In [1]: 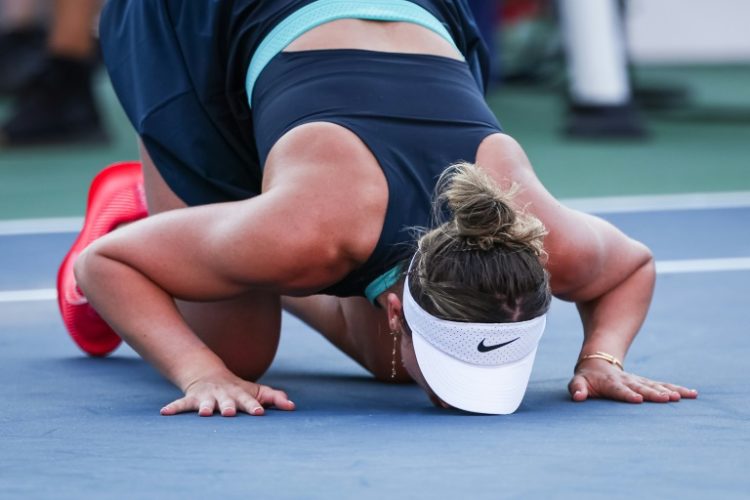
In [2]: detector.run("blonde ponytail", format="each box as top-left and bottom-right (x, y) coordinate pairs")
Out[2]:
(409, 162), (550, 323)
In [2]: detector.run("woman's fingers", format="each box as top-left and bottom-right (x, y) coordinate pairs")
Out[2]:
(162, 394), (261, 417)
(256, 385), (296, 411)
(570, 366), (697, 405)
(237, 395), (265, 416)
(635, 378), (679, 401)
(219, 398), (238, 417)
(159, 396), (209, 416)
(604, 381), (643, 404)
(568, 375), (589, 401)
(160, 396), (197, 416)
(664, 383), (699, 399)
(161, 378), (296, 417)
(627, 381), (671, 403)
(198, 398), (217, 417)
(637, 378), (699, 401)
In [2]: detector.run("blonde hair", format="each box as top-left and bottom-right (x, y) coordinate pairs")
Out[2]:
(408, 162), (551, 323)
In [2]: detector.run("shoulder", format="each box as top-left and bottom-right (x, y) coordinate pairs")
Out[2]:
(475, 133), (636, 298)
(264, 122), (390, 266)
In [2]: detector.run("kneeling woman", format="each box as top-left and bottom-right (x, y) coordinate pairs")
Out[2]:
(60, 0), (696, 415)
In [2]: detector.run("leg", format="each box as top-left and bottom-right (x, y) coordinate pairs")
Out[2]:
(48, 0), (100, 59)
(141, 142), (281, 381)
(283, 294), (411, 383)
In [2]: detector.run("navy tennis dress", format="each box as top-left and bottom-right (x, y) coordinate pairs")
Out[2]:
(99, 0), (502, 297)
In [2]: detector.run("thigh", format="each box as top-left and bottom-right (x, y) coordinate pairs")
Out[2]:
(140, 141), (281, 381)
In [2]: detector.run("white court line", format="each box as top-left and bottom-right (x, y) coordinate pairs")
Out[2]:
(0, 289), (57, 303)
(562, 191), (750, 214)
(2, 257), (749, 304)
(655, 257), (750, 274)
(0, 217), (82, 236)
(1, 191), (750, 236)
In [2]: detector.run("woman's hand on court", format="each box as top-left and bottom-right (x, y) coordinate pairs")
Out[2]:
(160, 372), (296, 417)
(568, 359), (698, 404)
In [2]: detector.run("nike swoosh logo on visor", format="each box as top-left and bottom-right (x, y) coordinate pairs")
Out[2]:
(477, 337), (520, 353)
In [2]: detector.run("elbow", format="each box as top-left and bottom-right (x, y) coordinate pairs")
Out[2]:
(551, 238), (654, 302)
(627, 236), (654, 274)
(290, 237), (351, 290)
(633, 239), (656, 281)
(636, 239), (654, 267)
(262, 231), (352, 292)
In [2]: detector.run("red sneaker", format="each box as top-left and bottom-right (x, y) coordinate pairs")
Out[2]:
(57, 161), (148, 356)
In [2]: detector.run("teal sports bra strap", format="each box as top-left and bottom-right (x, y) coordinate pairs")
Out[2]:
(245, 0), (461, 108)
(365, 264), (405, 305)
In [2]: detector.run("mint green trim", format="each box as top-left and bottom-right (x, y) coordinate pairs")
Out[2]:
(245, 0), (460, 108)
(365, 265), (404, 305)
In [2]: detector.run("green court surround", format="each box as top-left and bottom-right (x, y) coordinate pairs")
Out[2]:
(0, 65), (748, 220)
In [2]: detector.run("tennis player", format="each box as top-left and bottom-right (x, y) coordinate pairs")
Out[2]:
(58, 0), (697, 415)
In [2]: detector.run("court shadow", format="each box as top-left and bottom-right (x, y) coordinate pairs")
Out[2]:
(37, 358), (575, 416)
(262, 368), (429, 414)
(264, 370), (576, 416)
(34, 354), (173, 389)
(267, 367), (396, 383)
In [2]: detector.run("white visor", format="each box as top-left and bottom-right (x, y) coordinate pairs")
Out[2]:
(403, 273), (546, 415)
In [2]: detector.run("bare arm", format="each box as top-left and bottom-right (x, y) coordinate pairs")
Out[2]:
(550, 209), (695, 403)
(76, 123), (388, 415)
(75, 171), (373, 418)
(546, 211), (655, 364)
(478, 134), (697, 403)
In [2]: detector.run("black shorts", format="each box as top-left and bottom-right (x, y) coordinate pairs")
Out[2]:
(99, 0), (489, 207)
(100, 1), (264, 205)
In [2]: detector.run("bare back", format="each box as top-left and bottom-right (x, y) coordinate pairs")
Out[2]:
(262, 20), (478, 282)
(285, 19), (463, 59)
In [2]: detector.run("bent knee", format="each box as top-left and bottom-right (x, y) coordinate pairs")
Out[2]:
(230, 359), (274, 383)
(214, 336), (279, 383)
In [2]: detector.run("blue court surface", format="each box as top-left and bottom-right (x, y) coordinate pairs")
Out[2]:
(1, 201), (749, 499)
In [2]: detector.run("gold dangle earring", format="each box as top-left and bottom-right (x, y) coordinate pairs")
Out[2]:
(390, 328), (399, 380)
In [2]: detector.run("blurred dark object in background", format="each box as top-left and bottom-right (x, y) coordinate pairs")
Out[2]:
(1, 55), (105, 147)
(559, 0), (646, 138)
(499, 0), (562, 85)
(0, 26), (46, 95)
(0, 0), (106, 148)
(485, 0), (698, 138)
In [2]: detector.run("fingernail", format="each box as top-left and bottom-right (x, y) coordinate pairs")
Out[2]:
(253, 407), (263, 415)
(288, 400), (295, 406)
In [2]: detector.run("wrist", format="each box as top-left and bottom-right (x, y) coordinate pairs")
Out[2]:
(168, 346), (229, 392)
(580, 336), (627, 361)
(574, 350), (624, 373)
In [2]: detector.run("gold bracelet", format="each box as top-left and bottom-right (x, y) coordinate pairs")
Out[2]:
(575, 351), (624, 372)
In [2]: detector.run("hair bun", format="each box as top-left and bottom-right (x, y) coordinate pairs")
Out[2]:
(439, 162), (547, 254)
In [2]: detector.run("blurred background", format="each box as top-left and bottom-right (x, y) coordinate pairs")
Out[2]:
(0, 0), (748, 221)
